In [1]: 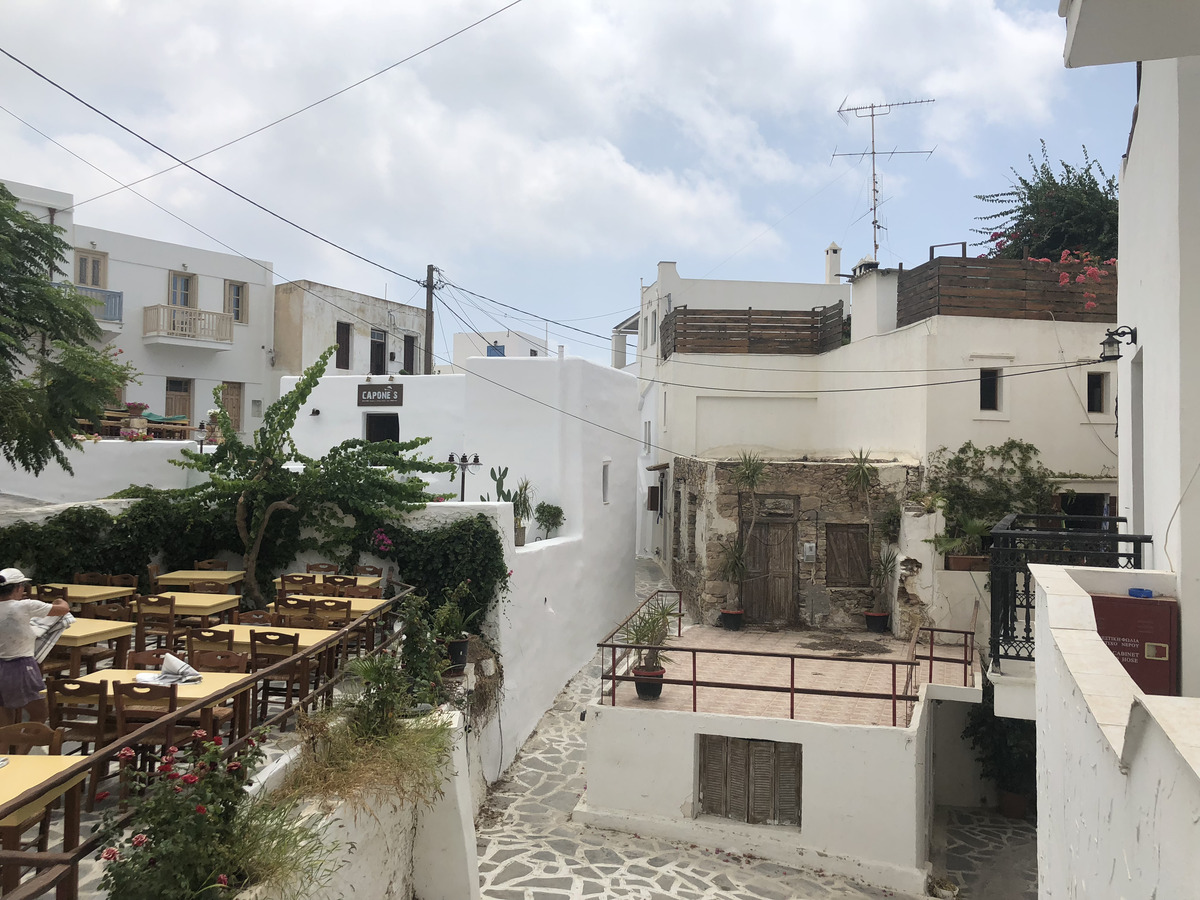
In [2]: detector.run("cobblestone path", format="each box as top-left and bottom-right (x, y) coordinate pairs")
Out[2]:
(475, 660), (911, 899)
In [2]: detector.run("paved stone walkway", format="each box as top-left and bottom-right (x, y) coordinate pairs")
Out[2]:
(475, 558), (910, 900)
(932, 807), (1037, 900)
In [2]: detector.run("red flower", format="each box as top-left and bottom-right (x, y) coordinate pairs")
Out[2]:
(217, 874), (229, 886)
(101, 847), (120, 861)
(195, 804), (207, 815)
(166, 772), (180, 780)
(158, 763), (174, 773)
(94, 790), (110, 802)
(182, 774), (199, 785)
(168, 746), (179, 754)
(247, 737), (257, 747)
(212, 735), (223, 746)
(132, 834), (149, 848)
(226, 761), (242, 773)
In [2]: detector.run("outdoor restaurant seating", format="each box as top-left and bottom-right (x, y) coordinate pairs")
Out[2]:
(323, 575), (357, 592)
(250, 632), (303, 723)
(189, 650), (249, 674)
(278, 612), (328, 631)
(340, 584), (382, 599)
(301, 582), (340, 597)
(235, 609), (277, 627)
(280, 573), (316, 590)
(353, 564), (383, 577)
(188, 580), (227, 594)
(108, 573), (139, 589)
(35, 585), (67, 602)
(146, 563), (161, 594)
(73, 572), (109, 586)
(113, 682), (190, 768)
(305, 562), (338, 574)
(194, 559), (228, 571)
(187, 628), (234, 657)
(126, 649), (171, 670)
(134, 594), (177, 651)
(91, 603), (132, 621)
(46, 679), (117, 810)
(276, 596), (312, 615)
(312, 599), (352, 627)
(0, 723), (66, 863)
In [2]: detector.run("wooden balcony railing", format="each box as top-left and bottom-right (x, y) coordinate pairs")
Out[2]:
(143, 305), (234, 343)
(660, 302), (844, 359)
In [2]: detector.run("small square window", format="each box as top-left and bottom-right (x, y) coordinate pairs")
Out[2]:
(979, 368), (1001, 411)
(1087, 372), (1108, 414)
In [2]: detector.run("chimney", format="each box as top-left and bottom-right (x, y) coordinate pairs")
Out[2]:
(825, 242), (842, 285)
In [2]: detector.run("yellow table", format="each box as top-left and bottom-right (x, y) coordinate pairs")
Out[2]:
(0, 756), (85, 896)
(209, 625), (336, 654)
(156, 570), (244, 593)
(272, 573), (382, 588)
(75, 669), (253, 740)
(54, 619), (134, 676)
(42, 583), (135, 607)
(143, 592), (240, 624)
(270, 596), (389, 618)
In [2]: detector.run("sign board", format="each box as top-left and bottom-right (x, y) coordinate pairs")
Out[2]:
(357, 384), (403, 407)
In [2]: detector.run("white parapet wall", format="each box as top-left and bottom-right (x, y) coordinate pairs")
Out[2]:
(577, 699), (932, 895)
(1033, 564), (1200, 899)
(0, 439), (200, 503)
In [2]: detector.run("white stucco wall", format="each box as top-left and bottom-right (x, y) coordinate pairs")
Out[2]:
(449, 330), (549, 371)
(1033, 563), (1200, 899)
(578, 699), (931, 895)
(0, 440), (199, 503)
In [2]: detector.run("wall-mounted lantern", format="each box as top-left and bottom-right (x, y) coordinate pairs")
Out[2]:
(1100, 326), (1137, 362)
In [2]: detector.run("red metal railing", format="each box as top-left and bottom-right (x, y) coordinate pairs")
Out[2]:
(917, 600), (980, 689)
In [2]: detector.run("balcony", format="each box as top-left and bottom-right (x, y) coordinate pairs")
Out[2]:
(659, 302), (844, 360)
(142, 304), (234, 350)
(56, 283), (123, 335)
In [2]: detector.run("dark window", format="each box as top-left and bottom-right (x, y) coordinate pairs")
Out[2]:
(979, 368), (1000, 411)
(529, 349), (538, 356)
(364, 413), (399, 443)
(647, 485), (660, 512)
(688, 492), (698, 563)
(487, 343), (506, 357)
(699, 735), (801, 826)
(825, 523), (871, 587)
(370, 329), (387, 376)
(335, 322), (351, 370)
(403, 335), (416, 374)
(1087, 372), (1107, 414)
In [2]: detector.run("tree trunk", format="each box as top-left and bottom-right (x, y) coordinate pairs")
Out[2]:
(237, 492), (296, 609)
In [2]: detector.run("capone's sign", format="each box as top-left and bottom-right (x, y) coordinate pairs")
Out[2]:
(357, 384), (403, 406)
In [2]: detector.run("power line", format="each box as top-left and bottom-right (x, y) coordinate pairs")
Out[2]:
(21, 0), (527, 219)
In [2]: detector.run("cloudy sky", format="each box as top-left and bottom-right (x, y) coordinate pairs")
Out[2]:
(1, 1), (1132, 365)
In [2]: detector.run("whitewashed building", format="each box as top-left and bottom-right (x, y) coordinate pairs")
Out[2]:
(4, 178), (277, 435)
(435, 329), (550, 375)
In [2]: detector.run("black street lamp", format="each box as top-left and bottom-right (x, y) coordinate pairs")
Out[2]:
(1100, 325), (1137, 362)
(448, 452), (482, 502)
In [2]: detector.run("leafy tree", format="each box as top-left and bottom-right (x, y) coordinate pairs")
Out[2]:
(0, 183), (136, 473)
(975, 141), (1118, 261)
(173, 346), (452, 607)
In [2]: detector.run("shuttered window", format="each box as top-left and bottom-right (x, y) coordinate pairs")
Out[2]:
(699, 735), (802, 827)
(825, 523), (871, 587)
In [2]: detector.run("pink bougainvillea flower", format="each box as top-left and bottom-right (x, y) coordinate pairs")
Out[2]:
(1059, 272), (1071, 286)
(1085, 266), (1102, 282)
(1105, 258), (1117, 266)
(117, 747), (136, 762)
(1060, 250), (1072, 263)
(1075, 274), (1087, 283)
(990, 231), (1003, 240)
(217, 874), (229, 886)
(195, 804), (208, 815)
(101, 848), (120, 861)
(181, 774), (199, 785)
(132, 834), (149, 848)
(1084, 300), (1098, 310)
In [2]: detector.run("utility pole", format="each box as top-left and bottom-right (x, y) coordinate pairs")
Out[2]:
(424, 264), (435, 375)
(833, 98), (935, 261)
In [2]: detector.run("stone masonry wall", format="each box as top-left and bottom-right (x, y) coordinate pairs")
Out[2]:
(671, 457), (921, 629)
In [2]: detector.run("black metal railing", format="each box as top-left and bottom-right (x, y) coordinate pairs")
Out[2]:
(989, 514), (1153, 666)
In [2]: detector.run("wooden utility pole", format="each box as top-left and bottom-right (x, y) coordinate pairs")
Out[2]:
(424, 264), (435, 375)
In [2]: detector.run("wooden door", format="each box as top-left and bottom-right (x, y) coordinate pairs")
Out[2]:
(743, 521), (796, 624)
(220, 382), (243, 432)
(825, 523), (871, 587)
(164, 378), (192, 420)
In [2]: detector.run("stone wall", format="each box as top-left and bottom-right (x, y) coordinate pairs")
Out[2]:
(670, 457), (920, 628)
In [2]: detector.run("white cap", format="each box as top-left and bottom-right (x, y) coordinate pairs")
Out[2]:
(0, 568), (32, 585)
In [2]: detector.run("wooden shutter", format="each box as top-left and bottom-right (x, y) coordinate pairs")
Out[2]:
(647, 485), (660, 512)
(826, 523), (871, 587)
(727, 738), (748, 822)
(335, 322), (351, 370)
(700, 734), (727, 816)
(775, 742), (802, 826)
(220, 382), (243, 433)
(747, 741), (775, 824)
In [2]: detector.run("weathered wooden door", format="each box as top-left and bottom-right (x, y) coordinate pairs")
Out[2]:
(220, 382), (243, 432)
(743, 520), (796, 624)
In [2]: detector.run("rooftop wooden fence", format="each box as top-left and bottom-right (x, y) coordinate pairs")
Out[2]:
(896, 256), (1117, 327)
(660, 302), (844, 359)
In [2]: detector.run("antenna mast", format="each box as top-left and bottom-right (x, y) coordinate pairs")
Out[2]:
(833, 98), (935, 261)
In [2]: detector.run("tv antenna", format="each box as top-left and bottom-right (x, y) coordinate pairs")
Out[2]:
(833, 98), (935, 261)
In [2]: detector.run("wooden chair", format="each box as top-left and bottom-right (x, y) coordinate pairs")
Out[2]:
(188, 580), (227, 594)
(353, 565), (383, 577)
(146, 563), (161, 596)
(276, 596), (312, 615)
(323, 575), (357, 594)
(91, 603), (132, 622)
(302, 582), (340, 597)
(236, 609), (278, 627)
(126, 649), (171, 670)
(280, 574), (316, 590)
(305, 562), (338, 574)
(46, 679), (116, 810)
(68, 602), (130, 673)
(135, 594), (178, 652)
(278, 612), (329, 630)
(341, 584), (382, 600)
(35, 585), (67, 602)
(0, 723), (67, 873)
(250, 631), (304, 722)
(73, 572), (110, 586)
(108, 574), (138, 589)
(190, 650), (249, 674)
(112, 682), (191, 770)
(194, 559), (228, 571)
(311, 599), (352, 627)
(187, 628), (234, 658)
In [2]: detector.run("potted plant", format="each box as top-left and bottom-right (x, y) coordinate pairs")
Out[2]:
(620, 594), (675, 700)
(932, 517), (992, 571)
(434, 580), (478, 670)
(962, 678), (1037, 818)
(865, 544), (898, 633)
(512, 477), (534, 547)
(533, 501), (564, 539)
(124, 400), (150, 426)
(719, 451), (767, 629)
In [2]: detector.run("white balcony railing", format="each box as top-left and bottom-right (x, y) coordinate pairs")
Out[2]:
(142, 305), (233, 343)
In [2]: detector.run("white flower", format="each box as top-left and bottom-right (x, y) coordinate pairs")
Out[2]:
(207, 409), (220, 418)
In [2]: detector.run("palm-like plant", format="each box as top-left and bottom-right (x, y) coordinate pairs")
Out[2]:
(620, 594), (675, 670)
(722, 452), (768, 613)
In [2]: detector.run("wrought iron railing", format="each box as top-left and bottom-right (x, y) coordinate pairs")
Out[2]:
(989, 514), (1153, 666)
